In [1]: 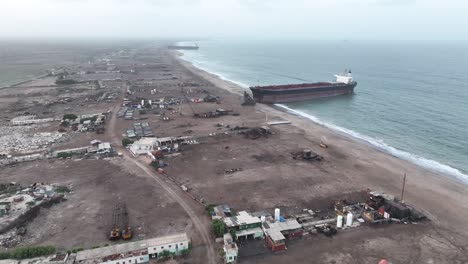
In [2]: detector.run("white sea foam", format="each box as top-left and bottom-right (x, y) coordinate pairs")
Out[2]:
(179, 49), (468, 185)
(180, 52), (250, 88)
(276, 104), (468, 184)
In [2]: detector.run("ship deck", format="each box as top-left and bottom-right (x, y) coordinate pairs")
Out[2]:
(251, 82), (342, 90)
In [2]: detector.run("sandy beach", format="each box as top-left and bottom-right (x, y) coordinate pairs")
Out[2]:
(1, 42), (467, 263)
(173, 51), (468, 260)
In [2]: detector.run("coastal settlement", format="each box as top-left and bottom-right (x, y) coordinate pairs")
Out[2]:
(0, 43), (467, 264)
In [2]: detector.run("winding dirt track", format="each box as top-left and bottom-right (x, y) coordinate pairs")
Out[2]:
(107, 82), (217, 264)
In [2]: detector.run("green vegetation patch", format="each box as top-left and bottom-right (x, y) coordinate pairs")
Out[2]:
(0, 245), (55, 260)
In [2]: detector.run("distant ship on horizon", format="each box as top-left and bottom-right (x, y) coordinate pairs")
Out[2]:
(250, 70), (357, 104)
(168, 44), (199, 50)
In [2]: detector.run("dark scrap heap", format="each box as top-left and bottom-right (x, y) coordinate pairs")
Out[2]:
(291, 149), (324, 161)
(239, 126), (272, 139)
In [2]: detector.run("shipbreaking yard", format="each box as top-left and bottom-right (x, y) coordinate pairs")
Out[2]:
(0, 42), (467, 264)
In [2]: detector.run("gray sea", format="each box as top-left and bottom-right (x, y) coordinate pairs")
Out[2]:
(180, 39), (468, 183)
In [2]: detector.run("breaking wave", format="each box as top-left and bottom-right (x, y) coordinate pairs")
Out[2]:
(275, 104), (468, 184)
(180, 52), (250, 88)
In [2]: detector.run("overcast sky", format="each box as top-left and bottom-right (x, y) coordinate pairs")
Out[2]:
(1, 0), (467, 41)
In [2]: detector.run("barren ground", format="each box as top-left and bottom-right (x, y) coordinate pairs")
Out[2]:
(1, 42), (467, 264)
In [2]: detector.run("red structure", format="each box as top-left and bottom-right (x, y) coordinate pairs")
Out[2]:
(265, 234), (286, 253)
(262, 218), (303, 252)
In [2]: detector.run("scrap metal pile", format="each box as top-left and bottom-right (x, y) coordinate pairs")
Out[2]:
(238, 126), (272, 139)
(362, 190), (426, 224)
(194, 109), (234, 118)
(291, 149), (324, 161)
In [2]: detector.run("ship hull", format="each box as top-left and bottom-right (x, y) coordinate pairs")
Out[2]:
(250, 82), (357, 104)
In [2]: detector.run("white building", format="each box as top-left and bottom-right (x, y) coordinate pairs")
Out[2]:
(129, 138), (158, 156)
(223, 211), (264, 240)
(76, 233), (190, 264)
(146, 233), (190, 257)
(97, 142), (112, 154)
(223, 233), (238, 263)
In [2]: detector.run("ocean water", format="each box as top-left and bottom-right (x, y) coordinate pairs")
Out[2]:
(180, 39), (468, 183)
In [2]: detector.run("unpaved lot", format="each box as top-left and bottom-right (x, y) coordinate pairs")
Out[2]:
(0, 159), (191, 250)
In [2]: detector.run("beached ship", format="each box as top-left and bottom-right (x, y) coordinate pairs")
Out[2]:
(250, 70), (357, 104)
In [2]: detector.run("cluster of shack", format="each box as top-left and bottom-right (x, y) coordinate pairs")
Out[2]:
(0, 183), (69, 247)
(213, 190), (426, 263)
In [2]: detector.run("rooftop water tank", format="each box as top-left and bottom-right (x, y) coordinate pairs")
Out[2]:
(337, 215), (344, 228)
(346, 212), (353, 226)
(274, 208), (280, 222)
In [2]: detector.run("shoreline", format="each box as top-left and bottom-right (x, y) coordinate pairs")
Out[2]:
(0, 73), (49, 90)
(171, 49), (468, 238)
(174, 51), (468, 185)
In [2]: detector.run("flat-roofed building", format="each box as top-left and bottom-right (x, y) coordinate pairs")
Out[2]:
(223, 211), (263, 240)
(129, 138), (158, 156)
(76, 233), (190, 264)
(223, 233), (238, 263)
(262, 218), (303, 252)
(146, 233), (190, 258)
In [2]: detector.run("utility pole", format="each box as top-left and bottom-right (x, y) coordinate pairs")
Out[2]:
(401, 173), (407, 202)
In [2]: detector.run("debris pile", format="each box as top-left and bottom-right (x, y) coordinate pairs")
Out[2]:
(0, 227), (27, 248)
(194, 109), (234, 118)
(362, 190), (426, 223)
(291, 149), (324, 161)
(0, 183), (70, 244)
(203, 94), (220, 103)
(239, 126), (272, 139)
(224, 168), (243, 174)
(0, 125), (65, 154)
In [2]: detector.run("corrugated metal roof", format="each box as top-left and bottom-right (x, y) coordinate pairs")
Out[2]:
(223, 211), (261, 227)
(263, 219), (302, 242)
(76, 233), (189, 262)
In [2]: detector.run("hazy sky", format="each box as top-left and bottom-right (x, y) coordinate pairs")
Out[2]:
(1, 0), (467, 41)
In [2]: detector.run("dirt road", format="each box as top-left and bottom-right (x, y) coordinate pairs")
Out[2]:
(106, 84), (217, 264)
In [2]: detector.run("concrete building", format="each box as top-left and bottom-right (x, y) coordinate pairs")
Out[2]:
(223, 233), (238, 263)
(97, 142), (112, 154)
(129, 138), (158, 156)
(212, 205), (232, 220)
(146, 233), (190, 258)
(76, 233), (190, 264)
(223, 211), (264, 240)
(262, 218), (303, 252)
